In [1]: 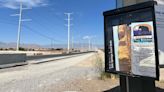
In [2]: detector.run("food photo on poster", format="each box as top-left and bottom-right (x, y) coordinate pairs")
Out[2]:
(113, 24), (131, 73)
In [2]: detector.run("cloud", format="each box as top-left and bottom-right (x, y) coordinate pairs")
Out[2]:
(83, 36), (90, 39)
(0, 0), (48, 9)
(83, 35), (96, 39)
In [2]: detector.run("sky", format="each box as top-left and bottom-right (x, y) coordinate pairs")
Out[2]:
(0, 0), (116, 46)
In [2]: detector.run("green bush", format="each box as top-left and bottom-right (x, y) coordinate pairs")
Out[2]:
(19, 47), (26, 51)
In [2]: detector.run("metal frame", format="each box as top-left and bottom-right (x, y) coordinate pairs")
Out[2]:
(103, 1), (159, 80)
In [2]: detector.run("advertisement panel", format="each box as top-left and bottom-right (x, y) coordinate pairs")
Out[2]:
(155, 5), (164, 65)
(112, 22), (156, 77)
(104, 1), (159, 79)
(131, 22), (156, 77)
(113, 25), (131, 73)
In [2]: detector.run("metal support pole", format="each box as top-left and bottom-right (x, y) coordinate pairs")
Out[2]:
(88, 38), (91, 51)
(16, 1), (23, 51)
(65, 13), (73, 53)
(120, 75), (155, 92)
(72, 36), (74, 50)
(126, 76), (129, 92)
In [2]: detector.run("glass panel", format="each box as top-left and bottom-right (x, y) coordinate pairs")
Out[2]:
(105, 7), (157, 78)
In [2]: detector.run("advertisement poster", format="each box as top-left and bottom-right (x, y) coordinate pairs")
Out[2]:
(113, 25), (131, 73)
(131, 21), (156, 78)
(155, 5), (164, 65)
(113, 22), (156, 77)
(155, 5), (164, 34)
(155, 0), (164, 5)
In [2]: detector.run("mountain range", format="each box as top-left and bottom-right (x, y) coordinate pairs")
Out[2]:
(0, 42), (103, 49)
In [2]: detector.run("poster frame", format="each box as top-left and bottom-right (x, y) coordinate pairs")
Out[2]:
(103, 1), (159, 80)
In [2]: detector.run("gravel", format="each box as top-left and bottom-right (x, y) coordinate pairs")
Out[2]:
(0, 51), (163, 92)
(0, 53), (96, 92)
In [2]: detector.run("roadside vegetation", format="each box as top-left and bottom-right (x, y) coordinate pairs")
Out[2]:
(94, 51), (118, 80)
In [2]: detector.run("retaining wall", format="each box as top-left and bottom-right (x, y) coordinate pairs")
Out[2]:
(0, 54), (26, 68)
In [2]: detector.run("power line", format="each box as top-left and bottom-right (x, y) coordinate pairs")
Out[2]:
(83, 36), (92, 51)
(24, 16), (58, 35)
(0, 20), (52, 40)
(17, 12), (63, 45)
(25, 11), (65, 42)
(26, 9), (63, 30)
(0, 21), (65, 45)
(22, 25), (56, 42)
(0, 17), (66, 43)
(22, 25), (62, 49)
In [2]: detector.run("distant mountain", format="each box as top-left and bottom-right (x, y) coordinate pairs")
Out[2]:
(0, 41), (104, 49)
(0, 42), (42, 49)
(0, 42), (7, 48)
(21, 44), (42, 49)
(44, 43), (104, 49)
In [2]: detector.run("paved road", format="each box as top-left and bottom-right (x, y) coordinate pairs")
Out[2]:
(0, 52), (96, 92)
(27, 53), (91, 64)
(27, 52), (93, 60)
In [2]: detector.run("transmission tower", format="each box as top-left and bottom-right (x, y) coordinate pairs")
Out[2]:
(64, 13), (73, 53)
(11, 1), (31, 51)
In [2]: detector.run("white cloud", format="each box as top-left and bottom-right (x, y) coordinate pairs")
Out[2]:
(83, 36), (90, 39)
(0, 0), (48, 9)
(83, 35), (96, 39)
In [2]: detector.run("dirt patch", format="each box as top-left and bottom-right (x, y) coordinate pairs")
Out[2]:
(156, 81), (164, 89)
(76, 54), (96, 68)
(51, 79), (119, 92)
(50, 79), (164, 92)
(45, 51), (164, 92)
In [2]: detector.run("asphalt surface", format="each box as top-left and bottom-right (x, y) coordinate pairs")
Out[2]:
(27, 52), (93, 60)
(0, 52), (96, 92)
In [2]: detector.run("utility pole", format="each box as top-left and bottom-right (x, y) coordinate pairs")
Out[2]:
(83, 36), (92, 51)
(53, 40), (55, 49)
(72, 36), (74, 50)
(80, 39), (84, 52)
(65, 13), (73, 53)
(17, 1), (23, 51)
(88, 37), (91, 51)
(11, 0), (32, 51)
(51, 39), (53, 49)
